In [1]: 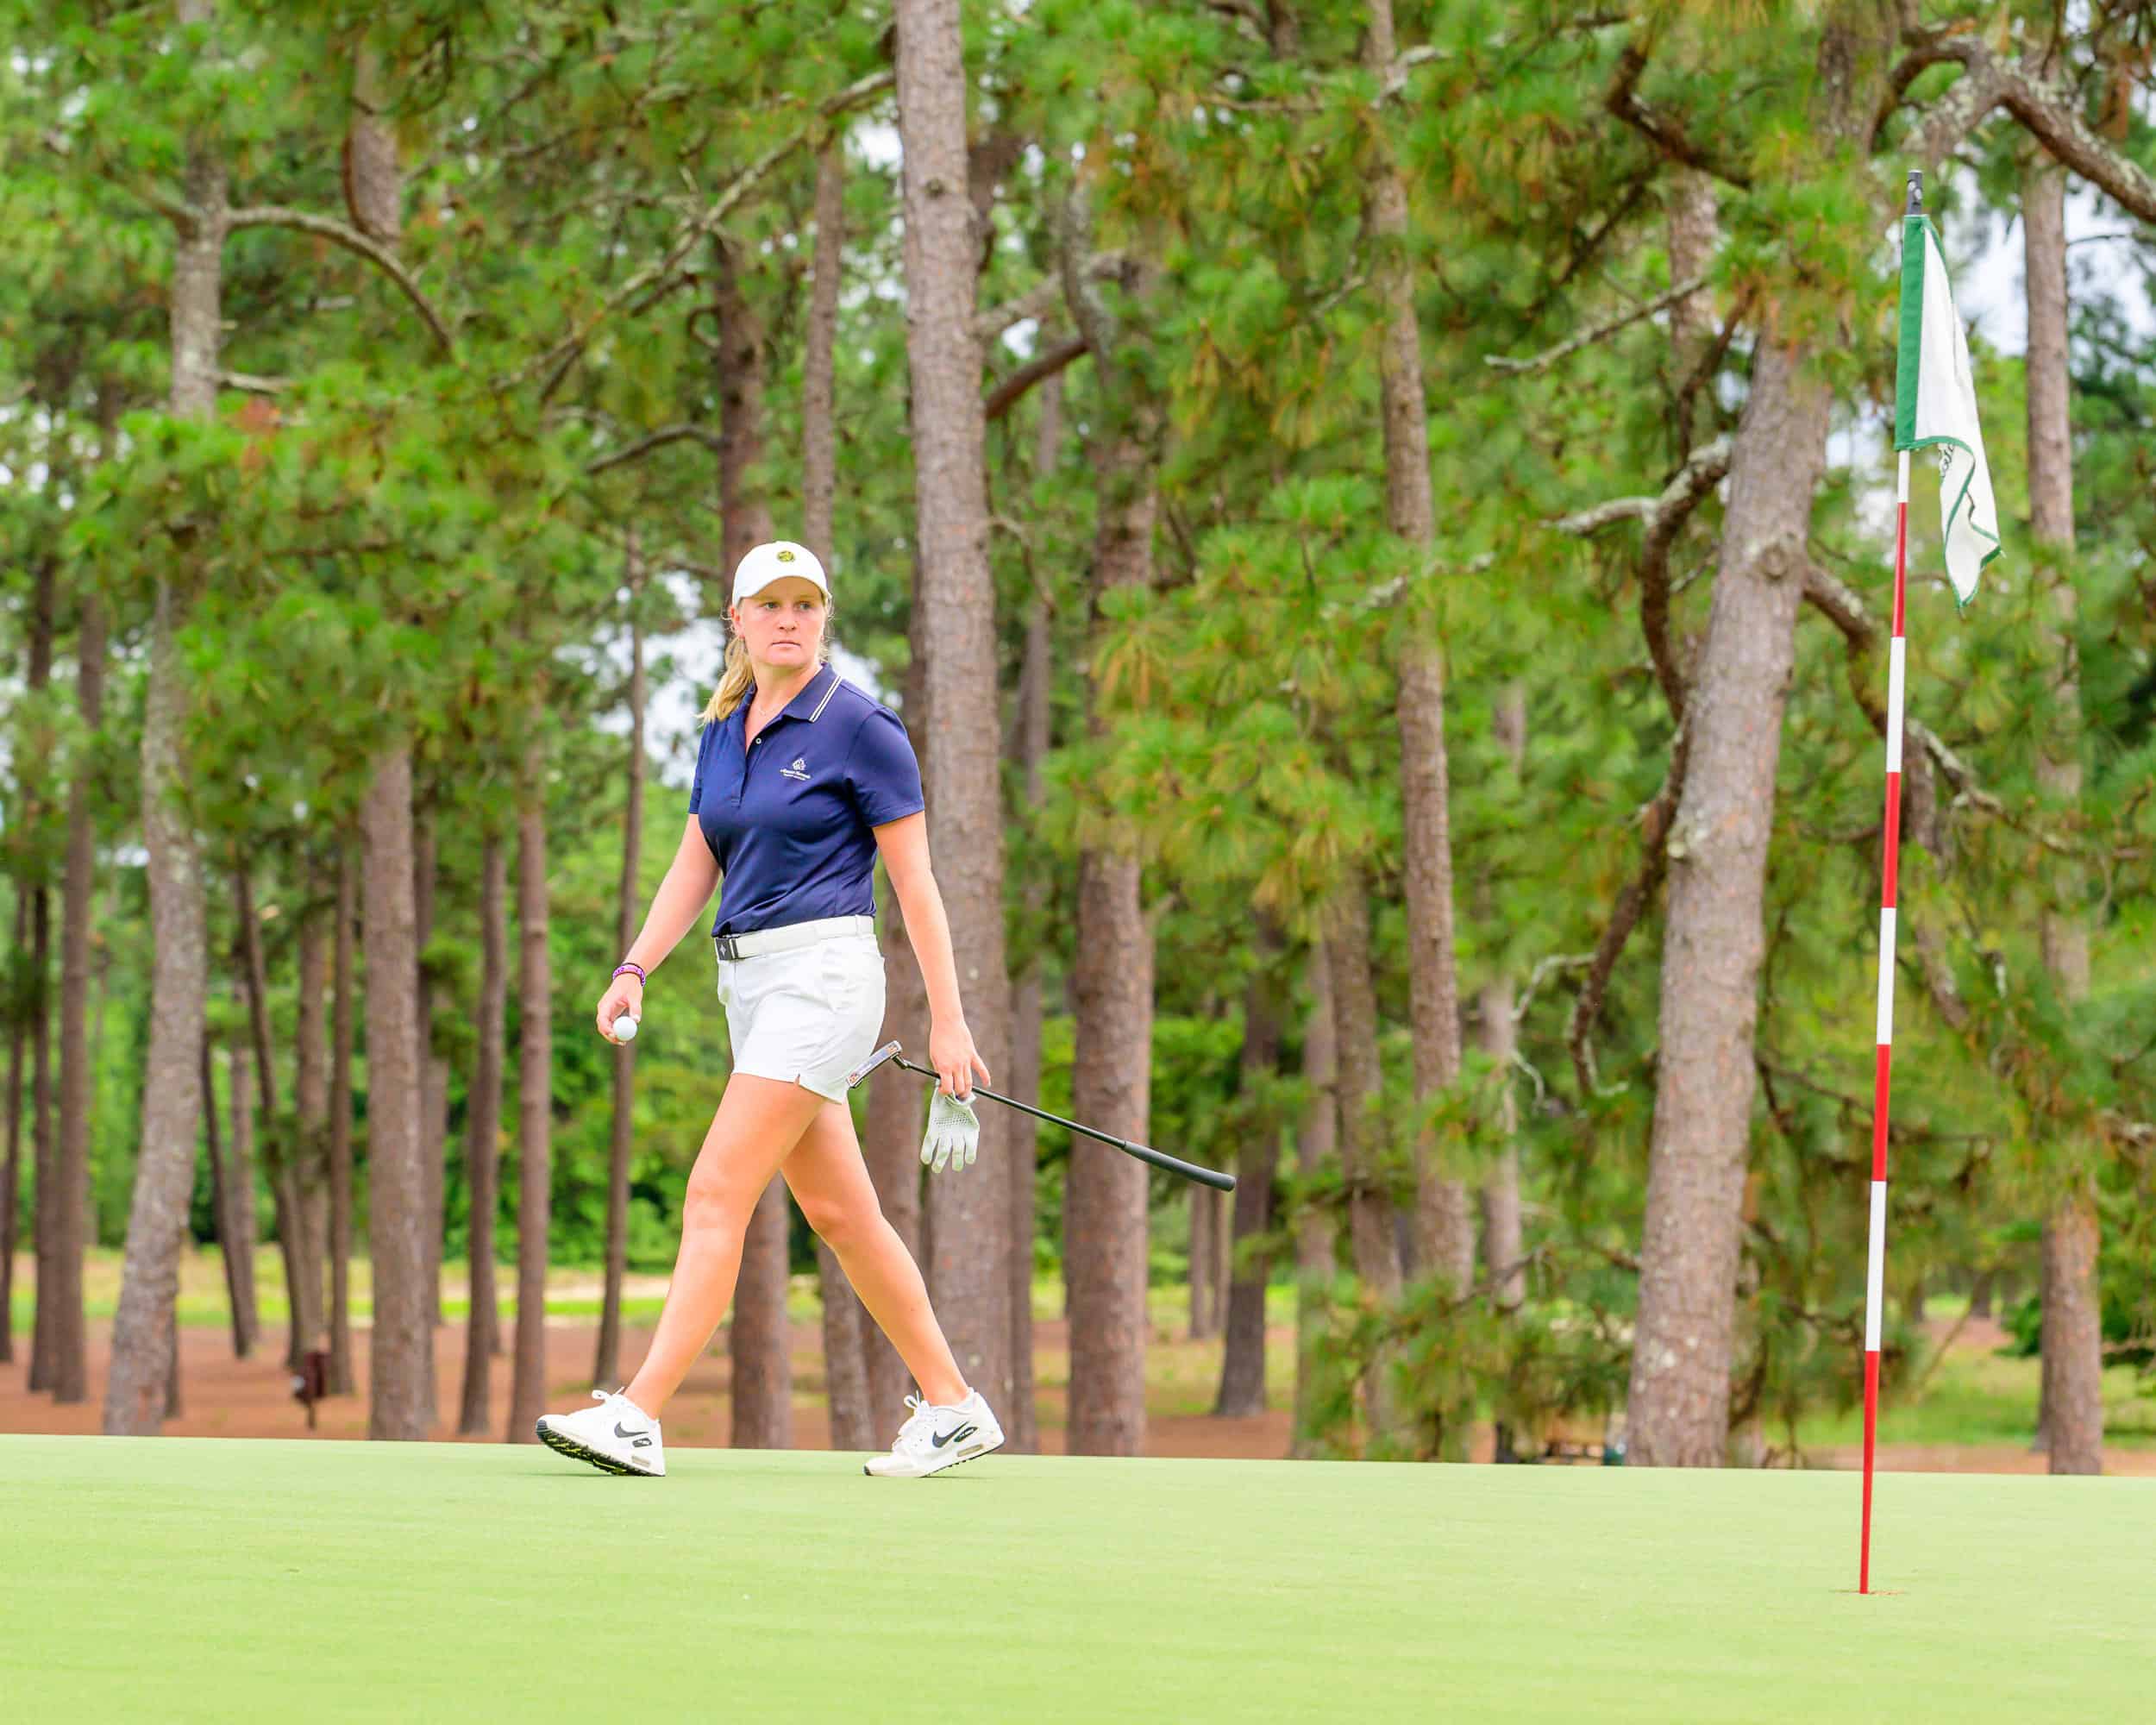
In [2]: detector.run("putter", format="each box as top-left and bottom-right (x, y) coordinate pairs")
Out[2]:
(843, 1040), (1237, 1193)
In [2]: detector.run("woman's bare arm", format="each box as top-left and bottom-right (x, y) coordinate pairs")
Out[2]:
(622, 816), (722, 975)
(874, 811), (990, 1095)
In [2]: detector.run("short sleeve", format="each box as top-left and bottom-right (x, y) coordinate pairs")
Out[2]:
(844, 707), (926, 828)
(689, 724), (706, 816)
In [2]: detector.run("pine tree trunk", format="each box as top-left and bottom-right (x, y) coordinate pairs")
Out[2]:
(1216, 947), (1285, 1418)
(413, 812), (446, 1333)
(1065, 373), (1158, 1458)
(708, 223), (794, 1435)
(234, 862), (306, 1371)
(2041, 1194), (2103, 1472)
(1292, 940), (1338, 1458)
(1620, 13), (1890, 1471)
(28, 558), (58, 1394)
(0, 894), (24, 1367)
(861, 900), (929, 1423)
(1326, 881), (1400, 1445)
(1067, 850), (1154, 1456)
(225, 1032), (261, 1343)
(1365, 0), (1471, 1294)
(2024, 154), (2103, 1477)
(291, 864), (330, 1359)
(703, 224), (772, 582)
(1394, 607), (1474, 1292)
(596, 570), (648, 1393)
(796, 145), (874, 1449)
(1476, 970), (1525, 1308)
(421, 1049), (448, 1324)
(47, 593), (101, 1401)
(328, 847), (357, 1395)
(103, 42), (222, 1433)
(1477, 683), (1526, 1310)
(1667, 168), (1720, 453)
(458, 835), (509, 1433)
(28, 895), (56, 1394)
(895, 0), (1015, 1417)
(1625, 339), (1825, 1466)
(201, 1034), (251, 1358)
(28, 888), (53, 1389)
(732, 1182), (795, 1448)
(1003, 940), (1044, 1446)
(1326, 885), (1399, 1301)
(1000, 372), (1059, 1455)
(711, 238), (773, 572)
(1189, 1188), (1219, 1340)
(365, 750), (432, 1440)
(802, 137), (844, 568)
(507, 750), (552, 1443)
(348, 54), (431, 1442)
(816, 1241), (874, 1452)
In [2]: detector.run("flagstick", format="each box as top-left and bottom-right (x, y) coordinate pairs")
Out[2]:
(1860, 446), (1911, 1596)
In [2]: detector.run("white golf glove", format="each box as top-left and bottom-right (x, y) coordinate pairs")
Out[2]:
(920, 1091), (981, 1175)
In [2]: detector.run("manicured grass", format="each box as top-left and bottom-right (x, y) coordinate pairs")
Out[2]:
(3, 1435), (2148, 1722)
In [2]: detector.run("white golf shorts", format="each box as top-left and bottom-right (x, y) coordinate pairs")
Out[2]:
(714, 918), (886, 1103)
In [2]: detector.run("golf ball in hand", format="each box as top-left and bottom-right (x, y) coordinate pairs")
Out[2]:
(612, 1014), (639, 1044)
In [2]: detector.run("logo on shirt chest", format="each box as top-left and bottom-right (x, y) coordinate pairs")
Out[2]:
(780, 756), (812, 783)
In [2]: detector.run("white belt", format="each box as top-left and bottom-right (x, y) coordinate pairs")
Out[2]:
(712, 915), (874, 962)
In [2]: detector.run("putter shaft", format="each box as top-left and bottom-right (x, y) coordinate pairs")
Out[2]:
(893, 1056), (1236, 1193)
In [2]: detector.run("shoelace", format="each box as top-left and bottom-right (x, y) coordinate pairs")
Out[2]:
(895, 1393), (938, 1448)
(590, 1389), (641, 1426)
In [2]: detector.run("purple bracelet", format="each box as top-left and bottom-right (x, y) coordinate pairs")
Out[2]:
(613, 962), (647, 984)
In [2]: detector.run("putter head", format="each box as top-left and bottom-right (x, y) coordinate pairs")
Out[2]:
(843, 1040), (904, 1090)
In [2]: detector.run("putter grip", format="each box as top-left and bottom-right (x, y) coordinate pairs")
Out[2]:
(1112, 1138), (1238, 1193)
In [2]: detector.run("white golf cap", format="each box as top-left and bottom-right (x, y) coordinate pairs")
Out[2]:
(731, 541), (830, 605)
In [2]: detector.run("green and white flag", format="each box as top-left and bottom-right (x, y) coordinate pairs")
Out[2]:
(1895, 216), (2001, 606)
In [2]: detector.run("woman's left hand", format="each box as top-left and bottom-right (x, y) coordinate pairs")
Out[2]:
(928, 1016), (990, 1101)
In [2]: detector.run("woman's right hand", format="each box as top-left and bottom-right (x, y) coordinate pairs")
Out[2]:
(595, 973), (644, 1043)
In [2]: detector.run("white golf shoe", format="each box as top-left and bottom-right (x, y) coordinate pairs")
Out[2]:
(863, 1388), (1005, 1477)
(536, 1389), (667, 1477)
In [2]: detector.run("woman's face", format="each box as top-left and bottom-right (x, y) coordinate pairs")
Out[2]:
(730, 576), (828, 676)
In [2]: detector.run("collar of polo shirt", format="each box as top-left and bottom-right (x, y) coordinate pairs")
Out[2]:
(738, 664), (843, 739)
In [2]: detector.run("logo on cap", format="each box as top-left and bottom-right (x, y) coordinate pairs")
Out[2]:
(776, 548), (796, 561)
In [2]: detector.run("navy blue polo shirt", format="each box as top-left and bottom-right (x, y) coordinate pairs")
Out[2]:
(688, 665), (925, 938)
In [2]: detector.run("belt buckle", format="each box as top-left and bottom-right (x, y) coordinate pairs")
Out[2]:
(715, 933), (741, 961)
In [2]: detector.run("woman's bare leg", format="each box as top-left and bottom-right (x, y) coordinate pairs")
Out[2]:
(783, 1100), (968, 1408)
(623, 1076), (825, 1419)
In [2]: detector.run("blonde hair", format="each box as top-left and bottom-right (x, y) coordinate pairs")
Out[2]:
(701, 605), (836, 724)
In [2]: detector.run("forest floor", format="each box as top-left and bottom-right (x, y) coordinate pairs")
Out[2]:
(6, 1433), (2151, 1722)
(7, 1251), (2154, 1470)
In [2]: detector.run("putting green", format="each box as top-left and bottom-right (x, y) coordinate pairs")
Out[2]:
(3, 1436), (2147, 1722)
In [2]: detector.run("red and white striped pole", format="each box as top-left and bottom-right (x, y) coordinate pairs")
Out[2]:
(1859, 439), (1911, 1596)
(1861, 169), (1926, 1597)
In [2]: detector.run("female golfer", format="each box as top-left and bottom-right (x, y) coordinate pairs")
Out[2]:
(537, 539), (1001, 1479)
